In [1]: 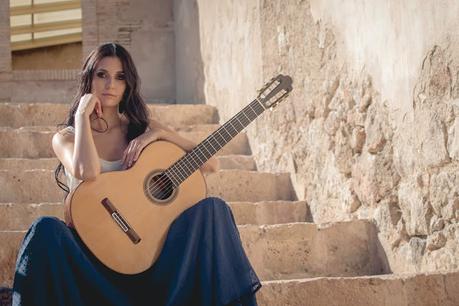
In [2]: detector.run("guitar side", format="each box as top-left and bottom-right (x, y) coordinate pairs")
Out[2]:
(67, 140), (207, 274)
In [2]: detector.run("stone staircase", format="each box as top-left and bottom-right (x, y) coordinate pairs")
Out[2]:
(0, 102), (458, 306)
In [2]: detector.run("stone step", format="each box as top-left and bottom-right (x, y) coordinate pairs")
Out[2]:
(0, 169), (295, 203)
(258, 271), (459, 306)
(240, 220), (387, 281)
(0, 155), (257, 171)
(0, 201), (310, 231)
(0, 125), (250, 158)
(0, 103), (219, 128)
(0, 220), (384, 287)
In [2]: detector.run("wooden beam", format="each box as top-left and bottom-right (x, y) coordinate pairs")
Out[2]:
(10, 0), (81, 16)
(11, 33), (82, 51)
(11, 19), (81, 35)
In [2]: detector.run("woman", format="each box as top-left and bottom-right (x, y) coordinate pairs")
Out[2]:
(12, 42), (261, 306)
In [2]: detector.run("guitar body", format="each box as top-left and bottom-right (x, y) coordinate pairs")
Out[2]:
(66, 74), (292, 275)
(67, 140), (207, 275)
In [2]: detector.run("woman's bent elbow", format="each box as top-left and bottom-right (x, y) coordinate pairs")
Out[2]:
(74, 167), (100, 181)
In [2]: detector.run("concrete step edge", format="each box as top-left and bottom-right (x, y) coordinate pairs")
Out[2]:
(260, 269), (459, 284)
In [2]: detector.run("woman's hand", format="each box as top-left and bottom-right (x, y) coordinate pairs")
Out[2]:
(76, 93), (103, 118)
(122, 128), (164, 169)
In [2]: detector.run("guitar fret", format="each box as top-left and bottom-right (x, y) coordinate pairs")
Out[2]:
(166, 96), (279, 185)
(194, 147), (206, 165)
(175, 157), (189, 179)
(221, 126), (232, 140)
(255, 97), (267, 110)
(215, 130), (226, 149)
(228, 120), (239, 135)
(172, 163), (187, 182)
(248, 103), (258, 118)
(165, 169), (179, 187)
(187, 152), (200, 170)
(181, 155), (195, 176)
(207, 138), (218, 154)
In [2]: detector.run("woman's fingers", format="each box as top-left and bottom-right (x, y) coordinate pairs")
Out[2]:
(133, 145), (144, 162)
(123, 140), (142, 169)
(131, 133), (159, 164)
(122, 131), (159, 170)
(95, 97), (103, 118)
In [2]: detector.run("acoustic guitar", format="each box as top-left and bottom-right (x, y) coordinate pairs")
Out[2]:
(67, 74), (293, 274)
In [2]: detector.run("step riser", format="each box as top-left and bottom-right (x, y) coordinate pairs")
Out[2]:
(207, 171), (295, 202)
(0, 130), (250, 158)
(258, 272), (459, 306)
(240, 221), (385, 281)
(0, 201), (310, 230)
(0, 103), (219, 127)
(0, 220), (380, 287)
(0, 170), (294, 203)
(0, 156), (257, 171)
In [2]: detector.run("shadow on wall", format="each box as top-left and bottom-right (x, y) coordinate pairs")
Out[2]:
(373, 225), (393, 275)
(174, 0), (205, 104)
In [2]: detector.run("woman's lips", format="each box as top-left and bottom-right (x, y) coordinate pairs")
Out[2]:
(102, 93), (117, 97)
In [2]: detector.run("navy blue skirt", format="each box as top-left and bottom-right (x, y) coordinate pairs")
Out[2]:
(12, 197), (261, 306)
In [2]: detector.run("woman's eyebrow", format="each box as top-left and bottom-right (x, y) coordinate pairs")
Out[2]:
(96, 68), (124, 74)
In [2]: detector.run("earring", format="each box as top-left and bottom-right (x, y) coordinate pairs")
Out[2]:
(91, 116), (108, 133)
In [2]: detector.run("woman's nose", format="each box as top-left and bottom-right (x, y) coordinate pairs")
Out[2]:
(105, 77), (115, 89)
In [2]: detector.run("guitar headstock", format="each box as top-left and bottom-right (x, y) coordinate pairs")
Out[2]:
(256, 74), (293, 109)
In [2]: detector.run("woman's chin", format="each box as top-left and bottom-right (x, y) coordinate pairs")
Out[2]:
(100, 98), (121, 107)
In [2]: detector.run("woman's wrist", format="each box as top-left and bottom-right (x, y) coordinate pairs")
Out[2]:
(75, 110), (91, 121)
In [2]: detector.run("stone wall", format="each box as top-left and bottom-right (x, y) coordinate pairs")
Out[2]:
(194, 0), (459, 273)
(196, 0), (263, 121)
(174, 0), (205, 104)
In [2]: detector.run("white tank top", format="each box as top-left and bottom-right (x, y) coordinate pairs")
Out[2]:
(63, 126), (124, 191)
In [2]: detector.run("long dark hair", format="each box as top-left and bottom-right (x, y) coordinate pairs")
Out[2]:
(54, 42), (150, 194)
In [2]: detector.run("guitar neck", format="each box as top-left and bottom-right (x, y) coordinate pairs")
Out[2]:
(165, 98), (266, 186)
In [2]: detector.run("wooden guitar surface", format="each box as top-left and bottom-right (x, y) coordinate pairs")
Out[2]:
(67, 74), (293, 275)
(67, 140), (207, 274)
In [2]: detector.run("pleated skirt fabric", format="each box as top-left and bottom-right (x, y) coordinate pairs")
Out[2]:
(12, 197), (261, 306)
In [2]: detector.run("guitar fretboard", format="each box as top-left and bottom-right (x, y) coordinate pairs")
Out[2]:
(165, 99), (265, 186)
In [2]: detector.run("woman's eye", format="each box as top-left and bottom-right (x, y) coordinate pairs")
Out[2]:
(96, 71), (106, 78)
(117, 74), (125, 80)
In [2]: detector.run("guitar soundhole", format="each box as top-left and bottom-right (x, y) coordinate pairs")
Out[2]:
(145, 171), (177, 204)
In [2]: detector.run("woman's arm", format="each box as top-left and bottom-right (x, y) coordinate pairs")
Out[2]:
(52, 95), (103, 181)
(52, 113), (101, 181)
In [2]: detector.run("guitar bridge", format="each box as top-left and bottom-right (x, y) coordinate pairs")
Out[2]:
(101, 198), (141, 244)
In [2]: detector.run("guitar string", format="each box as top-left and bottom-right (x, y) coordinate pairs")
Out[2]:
(145, 79), (290, 197)
(146, 102), (265, 199)
(145, 101), (264, 198)
(145, 100), (263, 197)
(146, 114), (249, 197)
(145, 101), (264, 197)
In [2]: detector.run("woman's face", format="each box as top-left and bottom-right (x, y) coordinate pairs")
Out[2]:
(91, 56), (126, 108)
